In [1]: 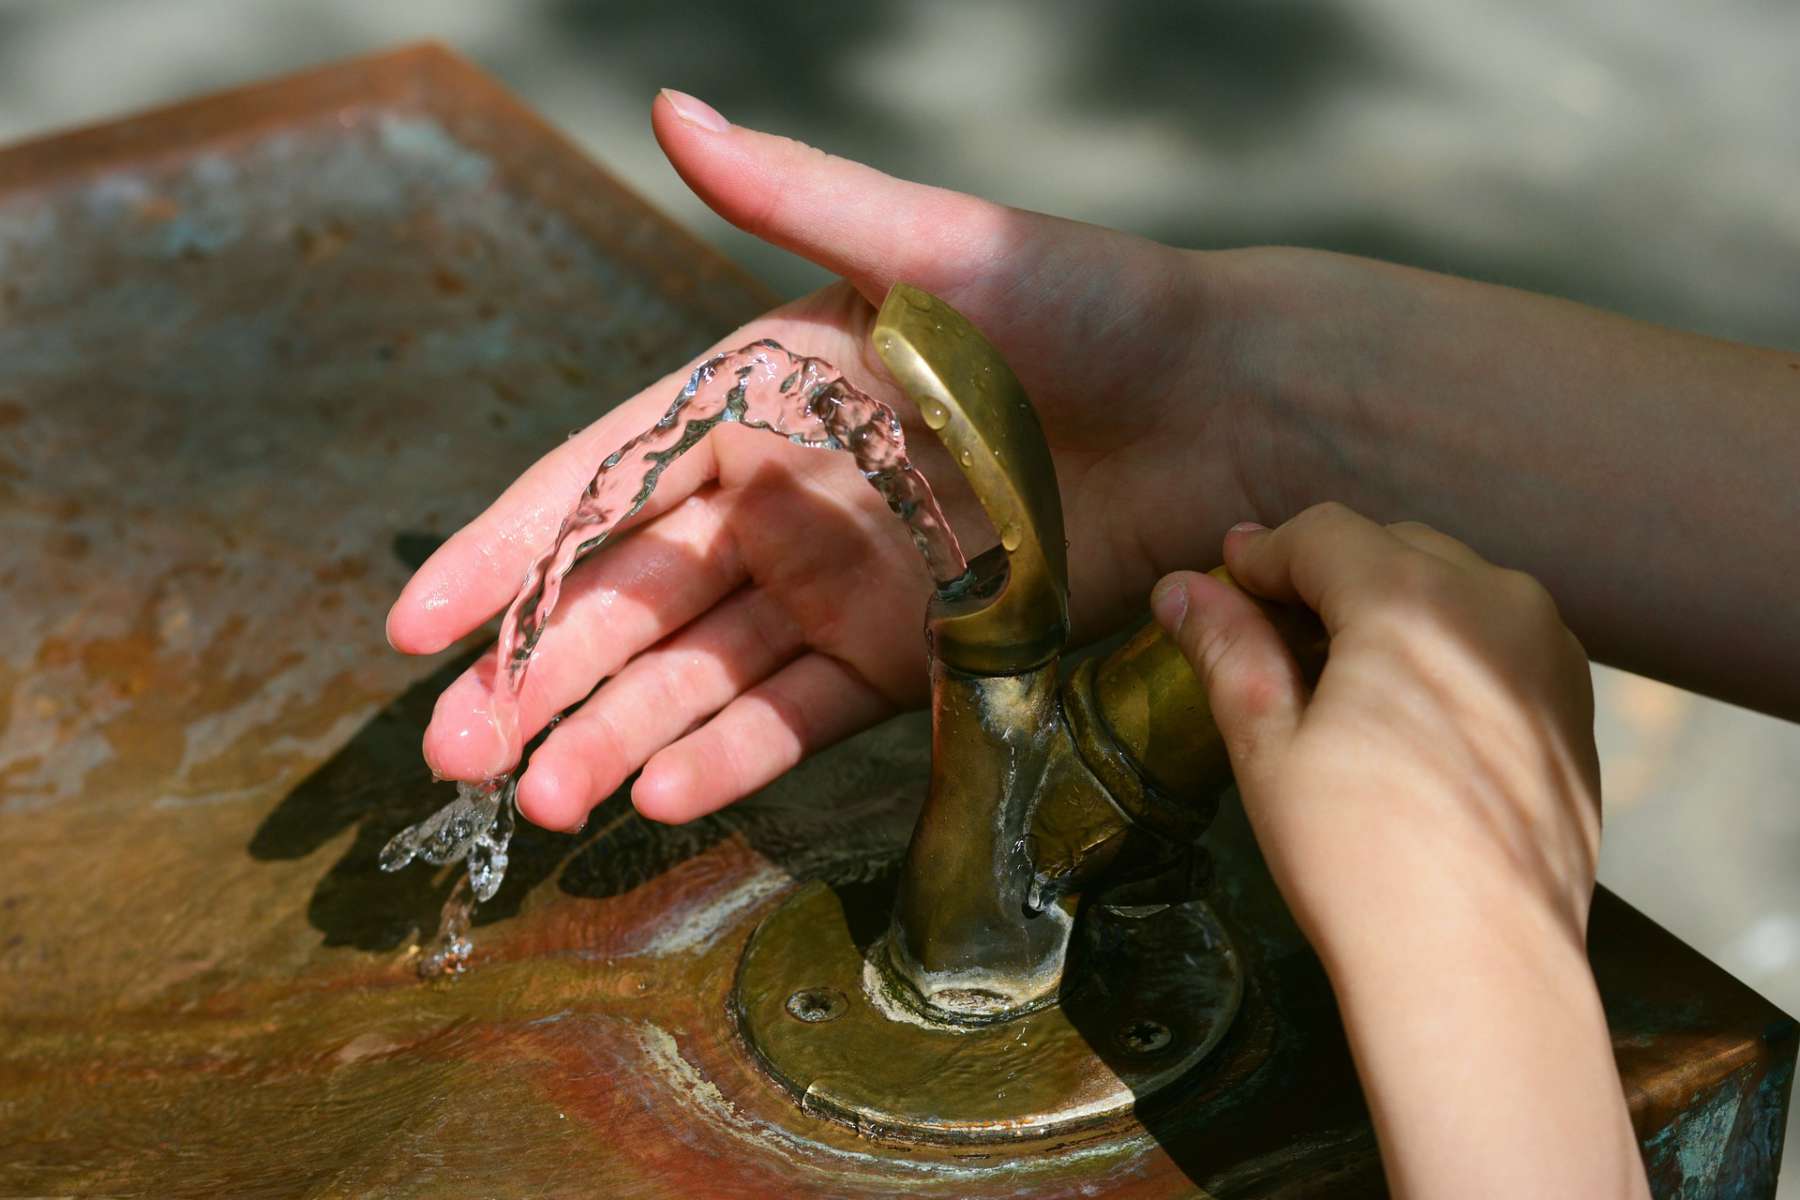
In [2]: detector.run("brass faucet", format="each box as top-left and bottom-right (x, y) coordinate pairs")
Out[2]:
(733, 283), (1321, 1143)
(873, 283), (1321, 1023)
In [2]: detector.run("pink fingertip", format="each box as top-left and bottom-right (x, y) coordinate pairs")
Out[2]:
(387, 534), (475, 649)
(517, 758), (590, 833)
(423, 682), (516, 781)
(384, 597), (420, 654)
(384, 589), (454, 655)
(631, 758), (696, 825)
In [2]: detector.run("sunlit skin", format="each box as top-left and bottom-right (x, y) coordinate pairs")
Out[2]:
(390, 92), (1237, 829)
(390, 91), (1799, 834)
(385, 90), (1794, 1191)
(1153, 507), (1647, 1198)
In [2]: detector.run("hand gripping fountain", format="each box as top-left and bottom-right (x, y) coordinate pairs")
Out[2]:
(734, 283), (1326, 1143)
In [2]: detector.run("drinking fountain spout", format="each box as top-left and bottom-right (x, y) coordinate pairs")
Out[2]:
(732, 283), (1321, 1143)
(872, 283), (1326, 1025)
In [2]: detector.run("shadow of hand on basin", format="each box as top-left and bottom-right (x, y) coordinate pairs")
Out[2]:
(244, 631), (926, 954)
(246, 648), (570, 951)
(247, 465), (937, 957)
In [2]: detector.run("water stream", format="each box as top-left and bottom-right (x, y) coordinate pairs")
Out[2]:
(379, 340), (965, 975)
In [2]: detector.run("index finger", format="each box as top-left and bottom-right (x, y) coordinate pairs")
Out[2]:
(1222, 502), (1411, 634)
(385, 364), (724, 655)
(385, 287), (878, 656)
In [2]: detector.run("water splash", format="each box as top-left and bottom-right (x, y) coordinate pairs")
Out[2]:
(490, 338), (966, 760)
(380, 340), (965, 972)
(378, 775), (516, 901)
(418, 874), (476, 978)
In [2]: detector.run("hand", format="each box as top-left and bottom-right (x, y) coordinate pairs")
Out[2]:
(390, 85), (1798, 841)
(386, 90), (1257, 831)
(1151, 503), (1648, 1198)
(1152, 501), (1602, 946)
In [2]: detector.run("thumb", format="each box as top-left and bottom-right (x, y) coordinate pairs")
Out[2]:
(1151, 569), (1305, 787)
(654, 88), (1018, 307)
(650, 89), (1170, 333)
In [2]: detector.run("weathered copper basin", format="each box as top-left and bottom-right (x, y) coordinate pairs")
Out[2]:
(0, 45), (1791, 1198)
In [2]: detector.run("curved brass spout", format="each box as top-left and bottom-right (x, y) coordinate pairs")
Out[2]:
(871, 283), (1067, 675)
(868, 283), (1325, 1023)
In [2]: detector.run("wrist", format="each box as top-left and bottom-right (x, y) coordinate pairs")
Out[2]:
(1252, 788), (1598, 984)
(1310, 864), (1592, 997)
(1288, 847), (1641, 1195)
(1190, 246), (1385, 524)
(1324, 898), (1642, 1198)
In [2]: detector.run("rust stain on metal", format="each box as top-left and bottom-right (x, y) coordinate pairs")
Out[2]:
(0, 43), (1790, 1200)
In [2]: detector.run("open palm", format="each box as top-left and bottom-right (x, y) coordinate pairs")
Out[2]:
(386, 93), (1250, 831)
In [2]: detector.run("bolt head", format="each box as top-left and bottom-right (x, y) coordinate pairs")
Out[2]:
(1117, 1018), (1173, 1055)
(785, 987), (848, 1024)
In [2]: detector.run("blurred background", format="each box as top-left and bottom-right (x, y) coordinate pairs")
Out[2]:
(3, 0), (1796, 1182)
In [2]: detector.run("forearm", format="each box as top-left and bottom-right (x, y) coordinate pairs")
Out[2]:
(1307, 868), (1648, 1198)
(1212, 247), (1800, 717)
(1162, 495), (1647, 1191)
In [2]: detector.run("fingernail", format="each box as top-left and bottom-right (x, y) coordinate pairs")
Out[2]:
(1151, 577), (1189, 632)
(1228, 521), (1267, 535)
(661, 88), (729, 133)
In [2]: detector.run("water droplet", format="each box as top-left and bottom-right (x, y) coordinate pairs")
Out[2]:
(920, 399), (949, 430)
(958, 449), (973, 467)
(1001, 522), (1023, 552)
(902, 289), (932, 312)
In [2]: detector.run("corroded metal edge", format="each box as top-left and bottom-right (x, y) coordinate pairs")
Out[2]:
(0, 41), (779, 333)
(1597, 889), (1798, 1195)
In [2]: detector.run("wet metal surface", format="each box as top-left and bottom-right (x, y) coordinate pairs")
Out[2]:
(0, 46), (1792, 1199)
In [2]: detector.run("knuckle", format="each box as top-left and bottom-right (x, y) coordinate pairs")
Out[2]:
(1384, 549), (1453, 606)
(1292, 499), (1352, 532)
(1266, 501), (1356, 573)
(635, 666), (686, 728)
(1223, 664), (1287, 722)
(1496, 565), (1550, 603)
(754, 681), (814, 756)
(1193, 620), (1246, 679)
(1553, 627), (1595, 697)
(1494, 567), (1563, 628)
(741, 599), (793, 670)
(576, 705), (630, 767)
(1387, 519), (1463, 554)
(1192, 618), (1279, 715)
(785, 134), (829, 163)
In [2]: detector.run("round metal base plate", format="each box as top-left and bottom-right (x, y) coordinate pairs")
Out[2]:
(734, 880), (1244, 1144)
